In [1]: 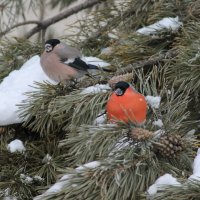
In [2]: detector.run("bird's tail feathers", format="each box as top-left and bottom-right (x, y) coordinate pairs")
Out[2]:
(87, 64), (99, 69)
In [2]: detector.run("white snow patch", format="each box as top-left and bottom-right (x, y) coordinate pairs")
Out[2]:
(42, 154), (52, 164)
(189, 148), (200, 181)
(81, 84), (111, 94)
(108, 33), (119, 39)
(187, 129), (196, 136)
(93, 114), (107, 125)
(0, 55), (55, 126)
(45, 174), (73, 194)
(76, 161), (101, 172)
(100, 47), (113, 55)
(147, 173), (181, 197)
(107, 29), (119, 39)
(33, 174), (73, 200)
(153, 129), (165, 139)
(109, 137), (131, 157)
(153, 119), (163, 127)
(33, 175), (44, 182)
(99, 21), (108, 27)
(167, 90), (171, 95)
(146, 96), (161, 109)
(114, 137), (130, 151)
(7, 139), (26, 153)
(20, 174), (33, 184)
(82, 56), (110, 68)
(34, 161), (101, 200)
(137, 16), (182, 36)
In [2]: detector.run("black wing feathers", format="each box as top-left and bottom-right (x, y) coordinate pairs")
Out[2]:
(68, 57), (98, 71)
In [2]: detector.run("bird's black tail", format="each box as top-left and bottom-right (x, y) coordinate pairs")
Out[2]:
(88, 64), (113, 72)
(87, 64), (98, 69)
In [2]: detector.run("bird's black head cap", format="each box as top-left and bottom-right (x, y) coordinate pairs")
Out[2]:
(45, 39), (60, 47)
(114, 81), (130, 96)
(44, 39), (60, 52)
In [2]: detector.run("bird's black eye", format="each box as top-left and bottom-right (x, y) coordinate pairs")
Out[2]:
(114, 81), (130, 96)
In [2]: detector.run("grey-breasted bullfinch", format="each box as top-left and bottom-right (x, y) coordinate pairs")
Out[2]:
(106, 81), (147, 125)
(40, 39), (110, 83)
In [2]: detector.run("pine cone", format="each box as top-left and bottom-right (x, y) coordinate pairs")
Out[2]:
(108, 72), (134, 89)
(129, 128), (153, 141)
(154, 134), (185, 158)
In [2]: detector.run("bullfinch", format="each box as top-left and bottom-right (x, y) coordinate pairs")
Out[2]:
(40, 39), (110, 83)
(106, 81), (147, 125)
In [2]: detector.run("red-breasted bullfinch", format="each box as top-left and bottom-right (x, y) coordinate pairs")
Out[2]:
(106, 81), (147, 125)
(40, 39), (110, 83)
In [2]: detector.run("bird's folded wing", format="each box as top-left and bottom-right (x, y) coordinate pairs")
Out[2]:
(66, 57), (93, 71)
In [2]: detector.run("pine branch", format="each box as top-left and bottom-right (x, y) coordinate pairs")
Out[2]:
(166, 21), (200, 93)
(34, 158), (159, 200)
(115, 48), (178, 75)
(59, 124), (130, 165)
(18, 82), (70, 137)
(153, 180), (200, 200)
(51, 90), (110, 131)
(34, 143), (195, 200)
(18, 81), (110, 137)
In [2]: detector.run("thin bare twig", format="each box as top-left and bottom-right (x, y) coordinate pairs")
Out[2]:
(116, 48), (178, 75)
(0, 21), (42, 37)
(25, 0), (104, 39)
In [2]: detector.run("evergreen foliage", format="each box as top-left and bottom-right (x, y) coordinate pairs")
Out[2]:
(0, 0), (200, 199)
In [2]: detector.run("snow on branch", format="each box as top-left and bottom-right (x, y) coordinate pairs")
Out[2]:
(137, 17), (183, 36)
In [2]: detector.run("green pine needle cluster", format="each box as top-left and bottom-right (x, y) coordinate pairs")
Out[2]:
(18, 81), (110, 137)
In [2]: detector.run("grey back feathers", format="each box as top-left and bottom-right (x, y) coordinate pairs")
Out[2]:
(54, 43), (82, 61)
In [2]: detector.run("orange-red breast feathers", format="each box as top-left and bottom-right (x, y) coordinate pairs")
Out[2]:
(106, 82), (147, 125)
